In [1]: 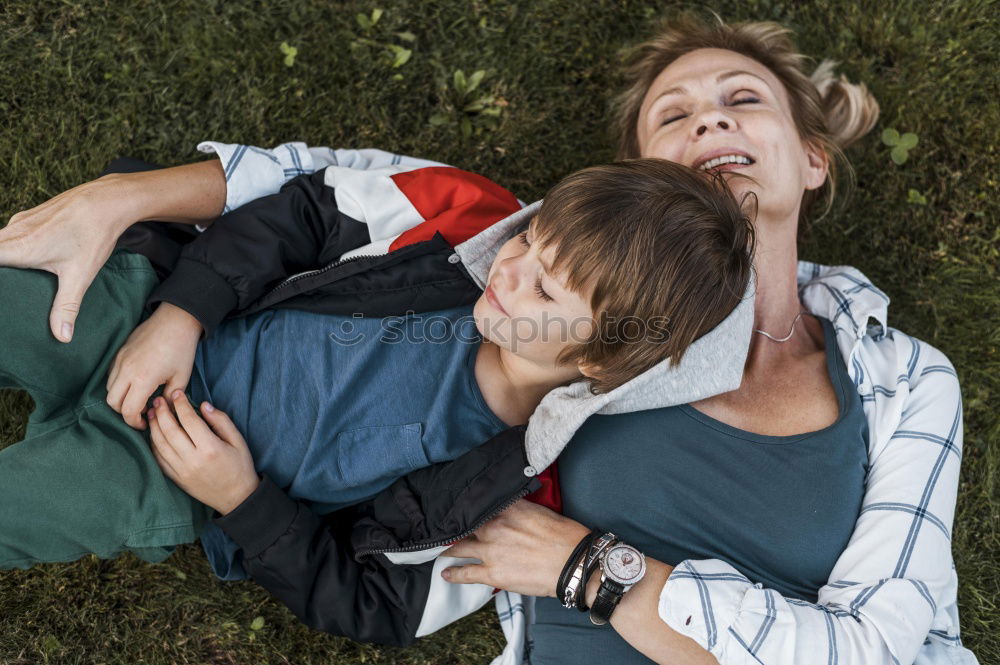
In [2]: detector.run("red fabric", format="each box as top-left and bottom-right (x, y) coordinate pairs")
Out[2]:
(525, 463), (562, 514)
(388, 167), (522, 251)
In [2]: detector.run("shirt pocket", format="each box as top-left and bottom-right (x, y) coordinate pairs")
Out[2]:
(295, 422), (431, 511)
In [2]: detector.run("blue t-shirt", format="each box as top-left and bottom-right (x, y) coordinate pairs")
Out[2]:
(530, 316), (869, 664)
(188, 304), (508, 579)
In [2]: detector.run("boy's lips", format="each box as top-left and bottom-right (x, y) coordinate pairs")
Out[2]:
(485, 284), (509, 316)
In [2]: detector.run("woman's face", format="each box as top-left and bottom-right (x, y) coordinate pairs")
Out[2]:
(635, 48), (827, 224)
(473, 217), (595, 373)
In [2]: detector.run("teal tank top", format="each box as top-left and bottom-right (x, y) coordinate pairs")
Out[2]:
(530, 316), (869, 665)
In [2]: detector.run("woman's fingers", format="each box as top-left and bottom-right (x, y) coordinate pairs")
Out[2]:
(153, 396), (195, 452)
(441, 562), (488, 585)
(442, 536), (480, 560)
(49, 265), (92, 343)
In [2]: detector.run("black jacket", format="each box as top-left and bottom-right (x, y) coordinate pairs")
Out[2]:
(115, 157), (550, 646)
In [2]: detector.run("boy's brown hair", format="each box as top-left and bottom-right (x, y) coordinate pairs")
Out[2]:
(534, 158), (754, 395)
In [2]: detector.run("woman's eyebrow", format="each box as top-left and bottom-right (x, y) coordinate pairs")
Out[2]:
(649, 70), (769, 106)
(716, 69), (770, 86)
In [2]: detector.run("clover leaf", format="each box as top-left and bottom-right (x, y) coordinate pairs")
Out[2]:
(881, 127), (919, 165)
(907, 189), (928, 205)
(279, 42), (298, 67)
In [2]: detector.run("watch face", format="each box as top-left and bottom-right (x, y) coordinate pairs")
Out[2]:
(604, 545), (645, 585)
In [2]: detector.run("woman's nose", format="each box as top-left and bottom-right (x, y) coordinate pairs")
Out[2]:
(693, 109), (737, 137)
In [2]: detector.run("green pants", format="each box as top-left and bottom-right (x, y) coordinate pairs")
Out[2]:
(0, 249), (212, 568)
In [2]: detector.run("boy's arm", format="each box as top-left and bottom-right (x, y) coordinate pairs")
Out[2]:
(147, 169), (349, 335)
(215, 477), (433, 646)
(213, 425), (534, 646)
(148, 164), (522, 337)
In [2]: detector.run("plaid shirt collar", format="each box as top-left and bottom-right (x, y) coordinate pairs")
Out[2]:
(797, 260), (891, 345)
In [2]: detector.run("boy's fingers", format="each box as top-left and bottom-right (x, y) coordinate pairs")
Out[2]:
(148, 410), (182, 468)
(106, 356), (121, 394)
(169, 390), (215, 443)
(121, 385), (151, 430)
(154, 397), (195, 451)
(201, 403), (243, 446)
(105, 379), (127, 415)
(150, 446), (179, 483)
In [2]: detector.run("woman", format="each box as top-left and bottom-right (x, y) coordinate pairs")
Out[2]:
(0, 13), (975, 665)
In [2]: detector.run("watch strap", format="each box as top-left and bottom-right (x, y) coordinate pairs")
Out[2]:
(589, 577), (625, 625)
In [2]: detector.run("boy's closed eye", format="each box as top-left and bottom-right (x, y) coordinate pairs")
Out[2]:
(516, 230), (554, 303)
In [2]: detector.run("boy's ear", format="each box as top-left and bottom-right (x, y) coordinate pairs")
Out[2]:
(577, 360), (602, 379)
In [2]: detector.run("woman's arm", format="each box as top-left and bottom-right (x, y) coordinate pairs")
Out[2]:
(444, 339), (968, 665)
(0, 160), (226, 342)
(0, 140), (441, 343)
(441, 500), (717, 665)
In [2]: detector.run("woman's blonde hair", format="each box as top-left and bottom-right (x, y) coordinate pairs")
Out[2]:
(611, 13), (880, 234)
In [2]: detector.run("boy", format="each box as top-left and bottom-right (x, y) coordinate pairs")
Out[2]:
(0, 158), (754, 643)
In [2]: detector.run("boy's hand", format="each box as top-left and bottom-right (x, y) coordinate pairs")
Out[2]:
(147, 390), (260, 515)
(107, 302), (204, 430)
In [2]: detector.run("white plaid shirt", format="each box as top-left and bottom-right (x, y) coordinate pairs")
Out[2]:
(199, 141), (978, 665)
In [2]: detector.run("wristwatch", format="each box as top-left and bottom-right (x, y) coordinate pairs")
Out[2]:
(589, 542), (646, 625)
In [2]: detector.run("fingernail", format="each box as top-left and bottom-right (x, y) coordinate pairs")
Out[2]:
(203, 402), (215, 413)
(441, 569), (451, 580)
(154, 397), (162, 407)
(172, 390), (183, 400)
(147, 408), (155, 419)
(61, 322), (73, 342)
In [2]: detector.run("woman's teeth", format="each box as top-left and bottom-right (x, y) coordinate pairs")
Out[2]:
(698, 154), (753, 170)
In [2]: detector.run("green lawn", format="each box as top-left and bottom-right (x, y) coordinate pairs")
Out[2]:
(1, 1), (997, 663)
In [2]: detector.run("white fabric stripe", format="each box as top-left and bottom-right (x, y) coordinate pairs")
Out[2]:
(414, 556), (496, 638)
(337, 235), (398, 262)
(323, 164), (436, 244)
(382, 545), (450, 565)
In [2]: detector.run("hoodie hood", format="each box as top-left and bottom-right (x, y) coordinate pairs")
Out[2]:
(454, 201), (755, 473)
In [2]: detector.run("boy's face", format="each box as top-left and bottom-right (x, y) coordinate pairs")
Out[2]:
(473, 216), (596, 373)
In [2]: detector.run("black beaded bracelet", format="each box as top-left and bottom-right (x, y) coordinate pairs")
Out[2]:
(576, 532), (617, 612)
(557, 529), (601, 608)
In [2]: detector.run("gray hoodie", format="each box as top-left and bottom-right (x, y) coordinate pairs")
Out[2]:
(453, 200), (756, 474)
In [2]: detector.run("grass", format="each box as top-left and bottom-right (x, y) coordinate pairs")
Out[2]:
(1, 0), (997, 662)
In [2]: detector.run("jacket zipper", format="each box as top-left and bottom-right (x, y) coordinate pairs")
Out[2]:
(256, 233), (455, 306)
(264, 252), (375, 298)
(355, 485), (534, 559)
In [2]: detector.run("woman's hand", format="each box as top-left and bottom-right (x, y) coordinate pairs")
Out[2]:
(0, 173), (145, 343)
(106, 302), (204, 430)
(441, 498), (591, 597)
(147, 390), (260, 515)
(0, 160), (226, 343)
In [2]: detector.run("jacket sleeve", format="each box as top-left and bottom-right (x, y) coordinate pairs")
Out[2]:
(146, 168), (375, 335)
(214, 476), (432, 647)
(196, 140), (447, 214)
(213, 427), (534, 647)
(147, 163), (522, 335)
(655, 339), (968, 665)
